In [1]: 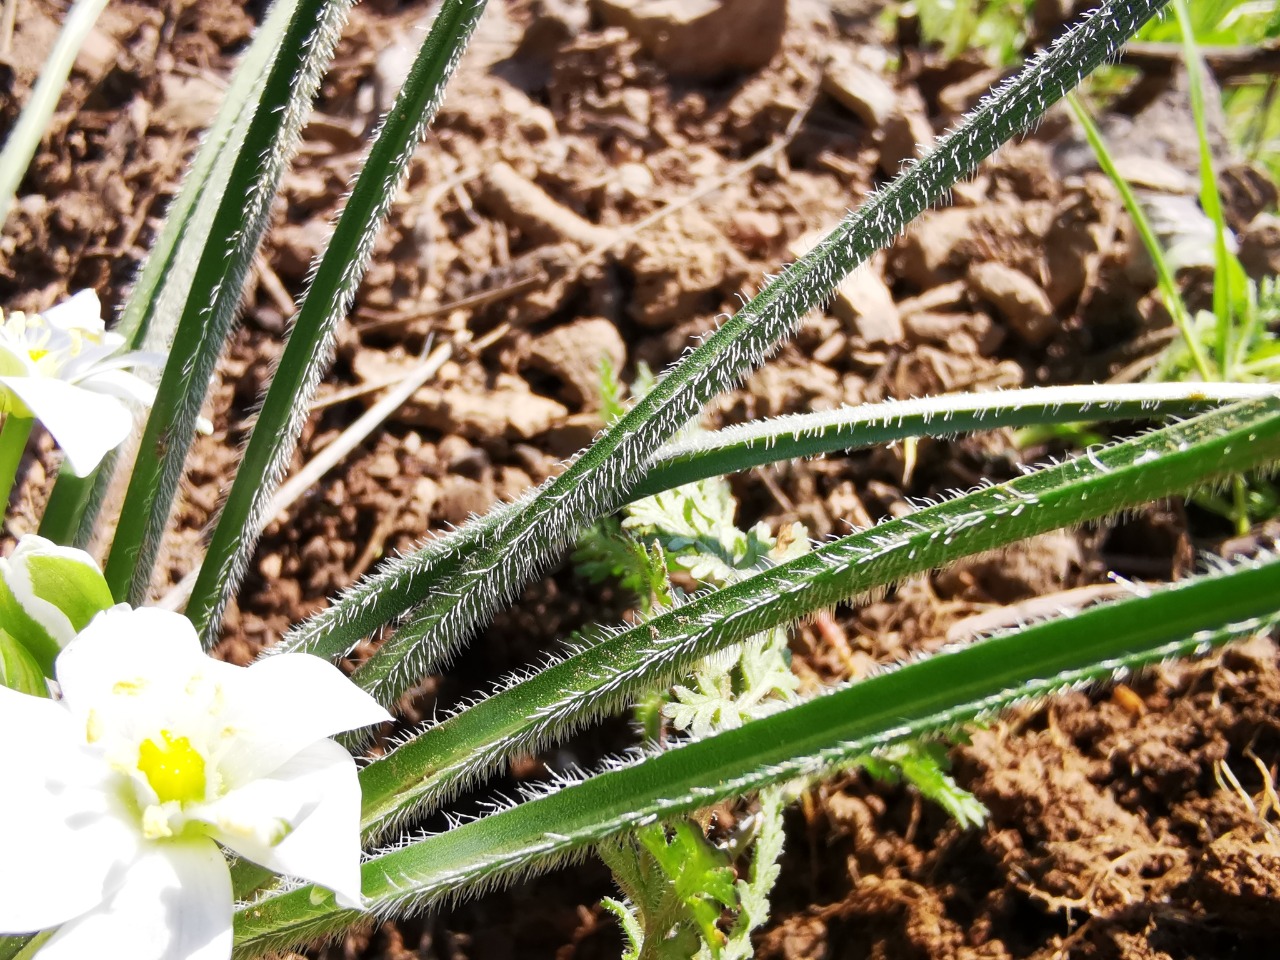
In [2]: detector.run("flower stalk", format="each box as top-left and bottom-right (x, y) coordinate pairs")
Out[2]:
(0, 416), (32, 514)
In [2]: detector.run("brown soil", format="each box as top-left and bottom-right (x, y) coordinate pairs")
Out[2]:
(3, 1), (1280, 958)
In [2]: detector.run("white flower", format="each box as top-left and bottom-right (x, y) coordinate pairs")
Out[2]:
(0, 607), (391, 960)
(0, 290), (163, 476)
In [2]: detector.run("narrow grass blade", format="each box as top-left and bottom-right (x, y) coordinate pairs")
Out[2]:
(36, 0), (301, 548)
(632, 382), (1272, 498)
(277, 0), (1171, 710)
(0, 0), (109, 226)
(1172, 0), (1237, 375)
(1066, 93), (1214, 379)
(103, 0), (354, 603)
(121, 0), (303, 353)
(185, 0), (487, 645)
(353, 396), (1280, 838)
(234, 550), (1280, 956)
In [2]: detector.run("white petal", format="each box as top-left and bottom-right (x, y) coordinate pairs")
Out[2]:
(217, 654), (390, 784)
(0, 340), (35, 378)
(0, 676), (77, 766)
(40, 290), (104, 336)
(197, 776), (314, 858)
(0, 377), (131, 476)
(0, 687), (140, 933)
(77, 368), (159, 409)
(205, 739), (365, 908)
(56, 607), (204, 710)
(57, 343), (124, 381)
(36, 841), (231, 960)
(83, 348), (166, 375)
(54, 608), (216, 754)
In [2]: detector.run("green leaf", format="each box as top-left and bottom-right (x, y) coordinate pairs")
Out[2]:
(120, 0), (305, 353)
(601, 897), (644, 960)
(356, 397), (1280, 840)
(103, 0), (354, 603)
(274, 0), (1173, 713)
(573, 517), (659, 601)
(37, 0), (305, 548)
(185, 0), (489, 644)
(640, 823), (737, 912)
(633, 382), (1269, 499)
(857, 741), (987, 829)
(234, 549), (1280, 956)
(639, 822), (737, 954)
(346, 0), (1171, 706)
(0, 0), (110, 226)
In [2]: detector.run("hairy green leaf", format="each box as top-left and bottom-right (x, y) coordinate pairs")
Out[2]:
(281, 0), (1170, 715)
(186, 0), (487, 644)
(234, 548), (1280, 956)
(37, 0), (303, 548)
(356, 397), (1280, 839)
(634, 382), (1269, 498)
(103, 0), (353, 602)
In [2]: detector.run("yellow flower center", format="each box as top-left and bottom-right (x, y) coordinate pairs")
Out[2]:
(137, 731), (207, 805)
(1, 308), (93, 371)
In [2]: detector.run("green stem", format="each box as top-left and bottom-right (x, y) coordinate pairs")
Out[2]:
(37, 464), (95, 545)
(1231, 473), (1249, 536)
(0, 416), (34, 514)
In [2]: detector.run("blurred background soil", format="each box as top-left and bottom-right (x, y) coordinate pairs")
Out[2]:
(2, 0), (1280, 956)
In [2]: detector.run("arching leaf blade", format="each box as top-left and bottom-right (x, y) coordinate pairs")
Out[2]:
(333, 0), (1173, 710)
(37, 0), (302, 548)
(633, 382), (1274, 498)
(234, 550), (1280, 957)
(355, 396), (1280, 838)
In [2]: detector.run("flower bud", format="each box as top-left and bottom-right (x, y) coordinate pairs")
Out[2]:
(0, 534), (114, 678)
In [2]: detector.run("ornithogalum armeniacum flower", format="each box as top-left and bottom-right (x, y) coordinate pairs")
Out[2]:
(0, 290), (163, 475)
(0, 606), (392, 960)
